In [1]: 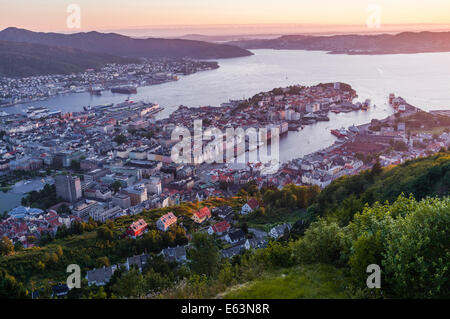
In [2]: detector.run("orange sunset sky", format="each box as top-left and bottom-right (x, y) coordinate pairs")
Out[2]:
(1, 0), (450, 36)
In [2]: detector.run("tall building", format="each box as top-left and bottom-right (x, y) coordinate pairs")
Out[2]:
(147, 176), (162, 195)
(124, 184), (147, 206)
(112, 193), (131, 209)
(55, 175), (82, 203)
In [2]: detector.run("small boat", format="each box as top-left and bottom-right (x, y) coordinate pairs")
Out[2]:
(348, 125), (360, 133)
(89, 87), (102, 95)
(331, 128), (348, 138)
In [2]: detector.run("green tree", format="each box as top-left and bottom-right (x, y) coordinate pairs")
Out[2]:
(70, 160), (80, 170)
(89, 286), (108, 299)
(216, 260), (236, 287)
(189, 233), (220, 276)
(53, 246), (63, 258)
(14, 241), (23, 252)
(184, 274), (208, 298)
(97, 226), (114, 241)
(240, 222), (248, 234)
(144, 268), (171, 295)
(383, 197), (450, 298)
(111, 180), (122, 194)
(371, 160), (383, 177)
(57, 204), (71, 215)
(0, 269), (28, 298)
(97, 256), (111, 268)
(0, 236), (14, 256)
(113, 134), (127, 145)
(291, 219), (346, 266)
(49, 252), (59, 265)
(112, 268), (146, 298)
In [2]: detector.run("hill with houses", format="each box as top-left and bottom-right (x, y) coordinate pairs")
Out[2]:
(0, 150), (449, 299)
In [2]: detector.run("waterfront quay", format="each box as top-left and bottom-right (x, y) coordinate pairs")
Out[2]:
(0, 82), (449, 247)
(0, 58), (219, 107)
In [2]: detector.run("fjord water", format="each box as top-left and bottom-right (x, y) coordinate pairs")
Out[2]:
(2, 49), (450, 209)
(5, 49), (450, 163)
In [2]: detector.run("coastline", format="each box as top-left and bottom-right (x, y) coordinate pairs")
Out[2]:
(0, 60), (220, 109)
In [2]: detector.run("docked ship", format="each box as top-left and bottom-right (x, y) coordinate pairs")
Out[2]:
(330, 128), (348, 138)
(348, 125), (360, 133)
(24, 106), (61, 119)
(24, 106), (49, 118)
(111, 86), (137, 94)
(89, 86), (103, 95)
(83, 103), (114, 111)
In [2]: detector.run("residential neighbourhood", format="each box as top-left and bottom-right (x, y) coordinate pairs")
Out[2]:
(1, 84), (449, 251)
(0, 58), (219, 107)
(0, 81), (448, 298)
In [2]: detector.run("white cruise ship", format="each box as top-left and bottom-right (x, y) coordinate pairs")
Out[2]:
(24, 106), (61, 119)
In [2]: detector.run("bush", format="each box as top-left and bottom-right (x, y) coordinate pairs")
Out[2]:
(291, 219), (347, 266)
(383, 197), (450, 298)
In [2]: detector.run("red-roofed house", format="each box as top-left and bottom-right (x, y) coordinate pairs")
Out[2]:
(207, 220), (231, 235)
(127, 219), (148, 238)
(241, 198), (259, 215)
(191, 207), (211, 224)
(156, 212), (177, 231)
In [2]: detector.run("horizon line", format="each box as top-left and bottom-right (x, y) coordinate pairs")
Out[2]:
(4, 23), (450, 38)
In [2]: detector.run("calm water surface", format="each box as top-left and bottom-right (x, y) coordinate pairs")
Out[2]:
(3, 49), (450, 208)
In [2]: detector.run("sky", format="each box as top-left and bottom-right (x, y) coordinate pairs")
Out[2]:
(1, 0), (450, 36)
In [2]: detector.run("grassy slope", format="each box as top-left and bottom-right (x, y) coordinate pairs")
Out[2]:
(224, 264), (350, 299)
(242, 209), (306, 232)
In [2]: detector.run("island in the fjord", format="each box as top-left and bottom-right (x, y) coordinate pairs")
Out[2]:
(228, 31), (450, 55)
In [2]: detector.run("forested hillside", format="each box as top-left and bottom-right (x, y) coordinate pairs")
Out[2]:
(0, 40), (137, 77)
(0, 151), (448, 299)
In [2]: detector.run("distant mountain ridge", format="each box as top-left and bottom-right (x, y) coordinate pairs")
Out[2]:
(227, 31), (450, 55)
(0, 40), (137, 77)
(0, 27), (253, 59)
